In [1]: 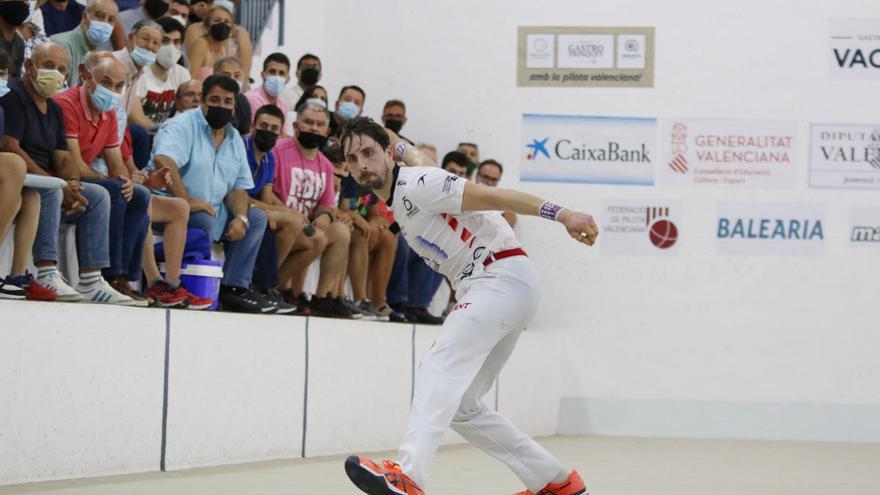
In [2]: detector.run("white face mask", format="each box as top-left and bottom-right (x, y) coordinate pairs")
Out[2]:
(156, 44), (181, 70)
(170, 15), (187, 27)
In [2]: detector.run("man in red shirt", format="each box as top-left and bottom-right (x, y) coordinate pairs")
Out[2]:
(52, 55), (152, 303)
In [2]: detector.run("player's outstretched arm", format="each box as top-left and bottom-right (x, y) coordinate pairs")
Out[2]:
(461, 182), (598, 246)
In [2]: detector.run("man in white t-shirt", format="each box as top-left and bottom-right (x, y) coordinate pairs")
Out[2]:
(128, 16), (188, 128)
(338, 117), (598, 495)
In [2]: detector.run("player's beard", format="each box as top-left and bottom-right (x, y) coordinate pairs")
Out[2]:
(358, 167), (388, 191)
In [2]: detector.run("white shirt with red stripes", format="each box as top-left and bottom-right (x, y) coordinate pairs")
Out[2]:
(387, 165), (522, 290)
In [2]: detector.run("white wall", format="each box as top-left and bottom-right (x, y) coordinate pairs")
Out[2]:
(278, 0), (880, 439)
(0, 301), (560, 486)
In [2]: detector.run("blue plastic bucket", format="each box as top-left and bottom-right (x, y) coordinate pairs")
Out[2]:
(179, 260), (224, 311)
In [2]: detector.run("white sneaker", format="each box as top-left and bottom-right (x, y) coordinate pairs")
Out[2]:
(76, 277), (137, 306)
(37, 270), (85, 302)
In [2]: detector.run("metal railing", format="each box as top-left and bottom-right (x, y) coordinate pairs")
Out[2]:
(236, 0), (285, 46)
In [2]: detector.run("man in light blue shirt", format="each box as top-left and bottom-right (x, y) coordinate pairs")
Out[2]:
(150, 74), (273, 313)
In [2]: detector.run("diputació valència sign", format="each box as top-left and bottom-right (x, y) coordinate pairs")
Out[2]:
(517, 26), (655, 88)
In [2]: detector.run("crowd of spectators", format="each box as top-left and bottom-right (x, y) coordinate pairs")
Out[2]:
(0, 0), (513, 323)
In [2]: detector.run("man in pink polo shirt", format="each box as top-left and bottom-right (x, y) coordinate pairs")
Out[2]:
(244, 52), (290, 128)
(272, 100), (356, 318)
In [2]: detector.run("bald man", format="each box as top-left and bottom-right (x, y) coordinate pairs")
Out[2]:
(52, 54), (153, 305)
(50, 0), (120, 86)
(0, 42), (136, 304)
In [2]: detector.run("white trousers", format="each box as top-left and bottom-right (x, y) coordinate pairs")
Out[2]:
(398, 256), (565, 492)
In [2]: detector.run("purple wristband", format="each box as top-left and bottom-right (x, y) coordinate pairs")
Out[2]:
(539, 201), (564, 221)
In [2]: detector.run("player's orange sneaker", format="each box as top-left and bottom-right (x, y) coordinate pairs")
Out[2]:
(512, 469), (588, 495)
(345, 455), (424, 495)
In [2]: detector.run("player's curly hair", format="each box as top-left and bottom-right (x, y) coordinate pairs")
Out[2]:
(339, 116), (390, 152)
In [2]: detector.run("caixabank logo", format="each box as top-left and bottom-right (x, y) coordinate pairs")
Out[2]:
(521, 114), (656, 185)
(601, 200), (682, 256)
(716, 202), (826, 257)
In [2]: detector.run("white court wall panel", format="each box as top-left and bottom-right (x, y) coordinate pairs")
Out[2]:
(163, 312), (306, 471)
(0, 303), (165, 485)
(303, 319), (412, 457)
(294, 0), (880, 439)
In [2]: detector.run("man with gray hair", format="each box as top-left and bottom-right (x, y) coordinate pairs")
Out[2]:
(50, 0), (120, 86)
(213, 55), (251, 135)
(112, 18), (161, 114)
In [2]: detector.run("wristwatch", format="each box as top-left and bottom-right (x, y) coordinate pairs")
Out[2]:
(236, 214), (249, 227)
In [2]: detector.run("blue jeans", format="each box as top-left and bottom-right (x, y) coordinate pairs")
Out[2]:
(188, 208), (267, 289)
(84, 179), (150, 280)
(127, 124), (151, 170)
(387, 235), (444, 308)
(252, 226), (279, 291)
(34, 183), (111, 269)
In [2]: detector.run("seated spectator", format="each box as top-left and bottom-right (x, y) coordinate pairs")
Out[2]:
(167, 0), (189, 26)
(272, 100), (359, 318)
(441, 150), (469, 178)
(54, 55), (153, 305)
(244, 52), (290, 125)
(327, 144), (402, 322)
(329, 84), (365, 139)
(150, 74), (271, 313)
(212, 55), (250, 135)
(0, 0), (28, 77)
(475, 158), (516, 227)
(381, 99), (412, 144)
(415, 142), (437, 164)
(0, 48), (11, 95)
(0, 149), (49, 299)
(244, 104), (307, 314)
(1, 42), (129, 304)
(129, 16), (189, 127)
(50, 0), (119, 86)
(17, 4), (51, 76)
(185, 2), (252, 85)
(279, 52), (321, 112)
(457, 141), (479, 177)
(118, 0), (169, 37)
(293, 84), (328, 111)
(113, 19), (161, 116)
(170, 77), (199, 115)
(40, 0), (85, 37)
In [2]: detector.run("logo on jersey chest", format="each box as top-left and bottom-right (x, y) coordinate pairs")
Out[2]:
(402, 196), (420, 218)
(443, 175), (458, 193)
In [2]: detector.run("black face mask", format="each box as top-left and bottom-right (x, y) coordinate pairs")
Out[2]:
(205, 105), (234, 129)
(253, 129), (279, 152)
(0, 1), (30, 26)
(384, 118), (403, 134)
(296, 131), (326, 150)
(209, 22), (232, 41)
(144, 0), (170, 19)
(300, 68), (319, 86)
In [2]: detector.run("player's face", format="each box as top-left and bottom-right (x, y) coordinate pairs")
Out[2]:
(343, 133), (393, 191)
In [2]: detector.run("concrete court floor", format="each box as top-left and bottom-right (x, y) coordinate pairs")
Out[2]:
(2, 436), (879, 495)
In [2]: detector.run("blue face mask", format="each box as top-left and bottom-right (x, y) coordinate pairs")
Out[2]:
(0, 78), (9, 97)
(263, 75), (286, 97)
(337, 101), (359, 120)
(90, 83), (121, 112)
(130, 46), (157, 67)
(86, 19), (113, 45)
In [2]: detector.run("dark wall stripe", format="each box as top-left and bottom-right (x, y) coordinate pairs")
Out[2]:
(410, 323), (416, 403)
(160, 309), (171, 471)
(301, 317), (310, 458)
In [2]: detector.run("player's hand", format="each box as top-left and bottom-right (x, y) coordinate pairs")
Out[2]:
(189, 198), (217, 216)
(558, 210), (598, 246)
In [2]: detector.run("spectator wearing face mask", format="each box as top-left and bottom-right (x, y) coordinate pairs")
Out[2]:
(128, 16), (189, 128)
(329, 84), (364, 139)
(118, 0), (169, 37)
(244, 52), (290, 127)
(457, 141), (479, 178)
(167, 0), (188, 27)
(293, 84), (328, 112)
(475, 159), (516, 227)
(279, 53), (321, 112)
(381, 99), (413, 145)
(212, 55), (250, 136)
(50, 0), (119, 86)
(0, 0), (29, 76)
(40, 0), (84, 37)
(441, 151), (470, 179)
(185, 2), (252, 87)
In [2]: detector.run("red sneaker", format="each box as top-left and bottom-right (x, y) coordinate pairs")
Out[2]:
(146, 281), (188, 308)
(7, 272), (58, 301)
(513, 470), (587, 495)
(344, 455), (423, 495)
(175, 285), (213, 310)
